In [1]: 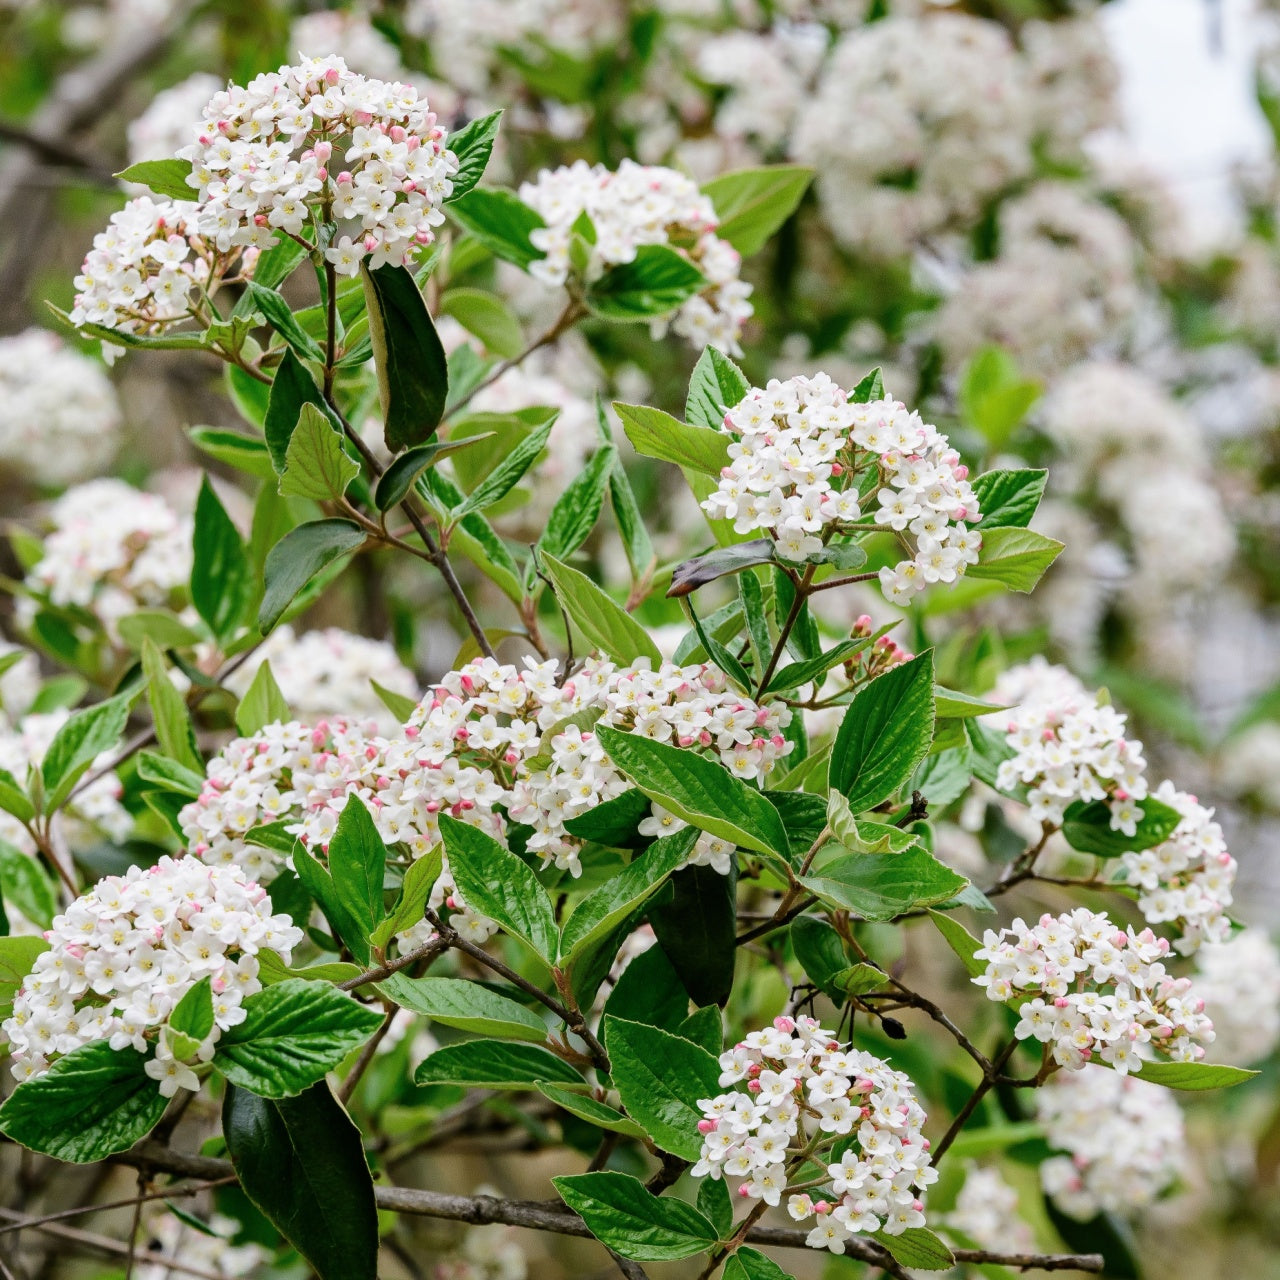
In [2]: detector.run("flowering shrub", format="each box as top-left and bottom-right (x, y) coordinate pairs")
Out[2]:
(0, 14), (1272, 1280)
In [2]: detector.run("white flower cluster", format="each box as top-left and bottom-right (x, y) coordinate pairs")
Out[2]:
(940, 1164), (1033, 1252)
(0, 330), (122, 488)
(794, 14), (1031, 258)
(702, 375), (982, 604)
(224, 625), (417, 732)
(935, 185), (1138, 379)
(1194, 930), (1280, 1066)
(0, 643), (40, 721)
(1036, 1065), (1185, 1220)
(18, 479), (192, 642)
(182, 659), (790, 943)
(993, 658), (1148, 835)
(127, 74), (225, 167)
(432, 1217), (528, 1280)
(1119, 780), (1236, 954)
(70, 195), (249, 338)
(691, 1015), (935, 1253)
(2, 855), (303, 1088)
(177, 55), (457, 277)
(291, 9), (414, 85)
(1022, 17), (1119, 164)
(975, 908), (1216, 1074)
(518, 159), (753, 353)
(0, 708), (132, 868)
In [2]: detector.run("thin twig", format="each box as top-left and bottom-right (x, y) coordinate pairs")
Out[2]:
(337, 1005), (398, 1104)
(0, 1178), (236, 1237)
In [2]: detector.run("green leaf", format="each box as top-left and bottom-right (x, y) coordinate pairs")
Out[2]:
(929, 909), (987, 979)
(259, 519), (366, 633)
(40, 692), (131, 812)
(669, 539), (777, 599)
(289, 845), (373, 966)
(766, 637), (875, 695)
(213, 980), (385, 1098)
(959, 347), (1041, 450)
(445, 109), (502, 201)
(1061, 796), (1183, 859)
(187, 426), (276, 479)
(140, 639), (202, 774)
(327, 796), (388, 951)
(278, 404), (359, 502)
(169, 975), (215, 1041)
(0, 769), (34, 825)
(850, 368), (884, 403)
(115, 157), (194, 199)
(414, 1040), (586, 1089)
(451, 413), (556, 519)
(1131, 1061), (1258, 1090)
(381, 975), (546, 1042)
(615, 402), (729, 477)
(554, 1172), (719, 1261)
(912, 744), (973, 809)
(117, 610), (204, 651)
(192, 477), (251, 645)
(723, 1246), (795, 1280)
(136, 751), (202, 798)
(603, 1016), (721, 1160)
(537, 1082), (646, 1137)
(697, 1176), (733, 1240)
(701, 165), (814, 257)
(586, 244), (705, 320)
(650, 863), (738, 1009)
(791, 914), (852, 1001)
(560, 828), (697, 966)
(0, 933), (48, 1018)
(250, 235), (310, 293)
(536, 445), (616, 562)
(0, 1040), (166, 1162)
(684, 598), (751, 691)
(235, 660), (291, 736)
(679, 1006), (723, 1056)
(934, 687), (1006, 720)
(370, 846), (443, 951)
(604, 426), (655, 581)
(373, 436), (492, 512)
(537, 552), (660, 667)
(594, 724), (789, 863)
(971, 469), (1047, 531)
(874, 1226), (955, 1271)
(362, 263), (448, 453)
(440, 286), (523, 357)
(264, 349), (328, 473)
(371, 679), (420, 725)
(830, 963), (888, 995)
(223, 1082), (377, 1280)
(967, 527), (1064, 594)
(830, 651), (935, 814)
(603, 941), (689, 1031)
(438, 813), (559, 964)
(244, 281), (325, 361)
(448, 187), (546, 269)
(685, 345), (750, 431)
(801, 848), (968, 922)
(0, 840), (56, 929)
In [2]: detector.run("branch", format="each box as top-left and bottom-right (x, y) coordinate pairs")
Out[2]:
(116, 1143), (1104, 1272)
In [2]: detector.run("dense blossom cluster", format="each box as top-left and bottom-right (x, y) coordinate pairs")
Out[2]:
(70, 195), (250, 339)
(176, 57), (457, 278)
(432, 1217), (529, 1280)
(182, 658), (790, 944)
(794, 14), (1030, 257)
(139, 1207), (268, 1280)
(993, 658), (1148, 835)
(0, 643), (40, 721)
(703, 375), (981, 605)
(975, 908), (1216, 1073)
(224, 625), (417, 731)
(935, 186), (1138, 378)
(1119, 780), (1236, 953)
(18, 479), (192, 641)
(2, 856), (302, 1086)
(0, 708), (131, 872)
(518, 159), (753, 353)
(1036, 1065), (1185, 1220)
(690, 1015), (935, 1253)
(0, 330), (122, 487)
(1194, 930), (1280, 1066)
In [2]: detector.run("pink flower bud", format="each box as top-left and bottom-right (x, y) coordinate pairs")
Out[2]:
(697, 1119), (717, 1133)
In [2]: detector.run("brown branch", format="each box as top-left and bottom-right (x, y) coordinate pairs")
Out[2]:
(116, 1143), (1103, 1272)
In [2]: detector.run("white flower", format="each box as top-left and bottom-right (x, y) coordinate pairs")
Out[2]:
(1194, 930), (1280, 1066)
